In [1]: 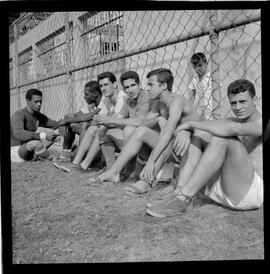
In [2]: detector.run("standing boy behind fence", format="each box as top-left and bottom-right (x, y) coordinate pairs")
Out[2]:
(188, 52), (213, 120)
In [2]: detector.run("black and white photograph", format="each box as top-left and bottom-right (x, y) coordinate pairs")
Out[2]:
(1, 0), (268, 270)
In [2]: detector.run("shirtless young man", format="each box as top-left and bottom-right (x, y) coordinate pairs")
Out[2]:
(146, 79), (263, 218)
(88, 68), (199, 194)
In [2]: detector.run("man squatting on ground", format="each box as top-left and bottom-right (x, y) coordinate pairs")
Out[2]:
(146, 79), (263, 218)
(90, 70), (150, 180)
(72, 72), (126, 170)
(89, 68), (199, 194)
(55, 81), (106, 161)
(10, 88), (64, 162)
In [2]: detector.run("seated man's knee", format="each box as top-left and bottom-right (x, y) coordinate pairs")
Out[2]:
(85, 125), (98, 137)
(78, 122), (90, 133)
(210, 135), (229, 150)
(26, 140), (44, 152)
(133, 126), (148, 140)
(191, 129), (212, 149)
(123, 126), (136, 139)
(70, 122), (84, 133)
(107, 128), (122, 139)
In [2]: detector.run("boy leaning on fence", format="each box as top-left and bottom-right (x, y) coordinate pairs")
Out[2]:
(88, 68), (199, 194)
(188, 52), (213, 120)
(10, 88), (64, 163)
(146, 79), (263, 218)
(72, 71), (126, 170)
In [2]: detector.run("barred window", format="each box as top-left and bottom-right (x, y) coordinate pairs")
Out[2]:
(18, 47), (33, 82)
(81, 11), (124, 60)
(36, 26), (72, 75)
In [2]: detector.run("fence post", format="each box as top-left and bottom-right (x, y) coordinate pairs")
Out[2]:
(14, 22), (21, 110)
(65, 12), (74, 114)
(209, 10), (221, 119)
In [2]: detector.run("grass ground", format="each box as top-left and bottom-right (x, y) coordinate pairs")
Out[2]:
(11, 158), (264, 263)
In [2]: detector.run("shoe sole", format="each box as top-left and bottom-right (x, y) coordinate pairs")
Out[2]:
(146, 207), (188, 218)
(146, 208), (166, 218)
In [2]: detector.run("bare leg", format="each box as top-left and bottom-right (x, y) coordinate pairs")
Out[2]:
(80, 132), (100, 169)
(78, 121), (90, 145)
(181, 135), (254, 205)
(72, 126), (97, 164)
(101, 126), (137, 172)
(100, 135), (117, 169)
(80, 126), (107, 169)
(176, 130), (211, 188)
(97, 126), (160, 182)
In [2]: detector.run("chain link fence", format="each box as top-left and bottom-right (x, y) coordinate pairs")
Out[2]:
(9, 10), (261, 121)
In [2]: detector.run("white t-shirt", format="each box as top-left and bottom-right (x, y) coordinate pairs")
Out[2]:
(188, 71), (213, 120)
(80, 90), (126, 116)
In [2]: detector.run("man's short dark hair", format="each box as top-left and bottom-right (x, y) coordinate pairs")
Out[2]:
(227, 79), (256, 98)
(120, 71), (140, 86)
(146, 68), (174, 91)
(85, 81), (102, 96)
(190, 52), (207, 65)
(97, 71), (116, 84)
(25, 89), (42, 101)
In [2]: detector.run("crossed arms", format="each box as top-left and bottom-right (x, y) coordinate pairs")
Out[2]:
(177, 118), (262, 137)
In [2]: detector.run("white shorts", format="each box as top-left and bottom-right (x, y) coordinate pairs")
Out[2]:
(10, 146), (25, 163)
(205, 172), (263, 210)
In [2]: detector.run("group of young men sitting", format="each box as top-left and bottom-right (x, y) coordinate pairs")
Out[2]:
(10, 53), (263, 218)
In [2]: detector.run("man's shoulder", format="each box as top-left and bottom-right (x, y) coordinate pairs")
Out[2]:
(11, 108), (27, 119)
(170, 93), (186, 105)
(137, 90), (149, 104)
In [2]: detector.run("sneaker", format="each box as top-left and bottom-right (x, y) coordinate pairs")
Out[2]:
(146, 184), (180, 208)
(146, 197), (193, 218)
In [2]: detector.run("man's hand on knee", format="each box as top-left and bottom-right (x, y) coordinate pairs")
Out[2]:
(173, 130), (191, 157)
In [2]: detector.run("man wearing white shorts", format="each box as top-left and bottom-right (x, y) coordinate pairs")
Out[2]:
(11, 88), (61, 163)
(147, 79), (263, 217)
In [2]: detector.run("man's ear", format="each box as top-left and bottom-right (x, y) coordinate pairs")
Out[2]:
(161, 82), (167, 91)
(253, 95), (259, 105)
(113, 82), (118, 89)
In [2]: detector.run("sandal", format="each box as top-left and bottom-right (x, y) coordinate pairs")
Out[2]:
(124, 180), (151, 194)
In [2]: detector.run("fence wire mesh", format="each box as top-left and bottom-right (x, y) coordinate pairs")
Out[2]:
(9, 10), (261, 121)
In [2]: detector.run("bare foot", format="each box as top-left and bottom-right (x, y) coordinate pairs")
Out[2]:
(80, 162), (89, 170)
(99, 171), (120, 183)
